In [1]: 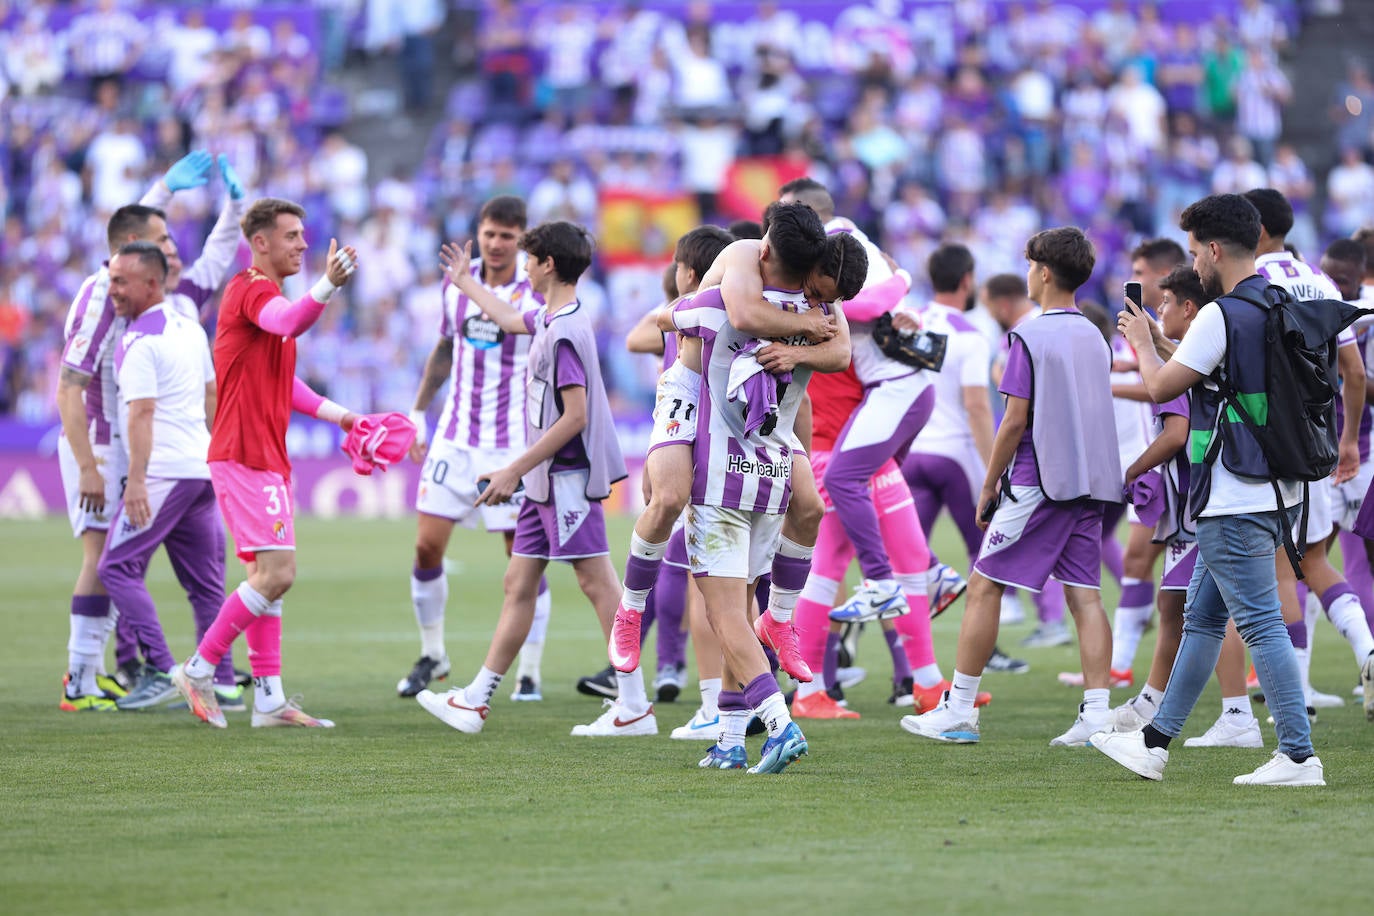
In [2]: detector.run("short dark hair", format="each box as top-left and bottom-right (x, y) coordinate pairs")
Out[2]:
(1241, 188), (1295, 239)
(761, 201), (826, 283)
(674, 225), (734, 281)
(1351, 226), (1374, 268)
(107, 204), (166, 253)
(1079, 300), (1113, 343)
(115, 240), (169, 283)
(1325, 237), (1366, 266)
(1129, 238), (1187, 269)
(928, 244), (975, 293)
(777, 176), (835, 221)
(1025, 227), (1096, 292)
(984, 273), (1027, 300)
(1178, 194), (1262, 254)
(727, 219), (763, 240)
(1157, 265), (1206, 306)
(241, 197), (306, 240)
(816, 233), (867, 302)
(520, 221), (593, 284)
(661, 262), (678, 301)
(478, 195), (527, 229)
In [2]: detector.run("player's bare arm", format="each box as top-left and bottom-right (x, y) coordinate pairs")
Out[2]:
(756, 303), (852, 374)
(408, 336), (454, 462)
(977, 394), (1028, 530)
(476, 384), (588, 507)
(204, 380), (218, 431)
(440, 241), (528, 335)
(1336, 341), (1364, 483)
(704, 241), (835, 343)
(626, 307), (667, 355)
(1118, 299), (1201, 402)
(1124, 413), (1189, 486)
(56, 366), (104, 513)
(123, 398), (155, 528)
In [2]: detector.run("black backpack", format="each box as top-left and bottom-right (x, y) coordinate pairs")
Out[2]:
(1205, 282), (1368, 575)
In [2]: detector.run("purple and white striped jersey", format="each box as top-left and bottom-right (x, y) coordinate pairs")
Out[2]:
(145, 186), (244, 326)
(1256, 252), (1356, 347)
(62, 265), (121, 447)
(436, 257), (539, 451)
(672, 285), (818, 515)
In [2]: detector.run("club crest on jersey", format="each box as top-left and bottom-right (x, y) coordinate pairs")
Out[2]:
(463, 315), (505, 350)
(272, 520), (287, 541)
(67, 335), (90, 363)
(665, 420), (680, 436)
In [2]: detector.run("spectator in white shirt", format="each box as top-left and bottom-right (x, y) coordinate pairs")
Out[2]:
(1326, 146), (1374, 237)
(528, 158), (598, 228)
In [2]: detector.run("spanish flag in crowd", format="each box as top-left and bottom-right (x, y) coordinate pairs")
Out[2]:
(598, 190), (700, 265)
(718, 155), (813, 221)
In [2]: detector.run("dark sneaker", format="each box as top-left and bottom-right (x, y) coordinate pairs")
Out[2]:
(889, 675), (914, 705)
(115, 659), (144, 692)
(653, 664), (685, 703)
(116, 669), (178, 710)
(576, 665), (619, 699)
(985, 647), (1030, 674)
(397, 654), (451, 698)
(511, 675), (542, 702)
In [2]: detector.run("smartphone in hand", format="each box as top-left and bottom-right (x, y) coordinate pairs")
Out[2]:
(979, 491), (999, 524)
(1124, 281), (1144, 312)
(476, 477), (524, 496)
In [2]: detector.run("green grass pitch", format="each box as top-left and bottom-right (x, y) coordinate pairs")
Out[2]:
(2, 515), (1370, 914)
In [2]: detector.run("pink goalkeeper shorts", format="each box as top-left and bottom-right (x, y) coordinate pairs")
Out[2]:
(209, 460), (296, 563)
(811, 450), (910, 516)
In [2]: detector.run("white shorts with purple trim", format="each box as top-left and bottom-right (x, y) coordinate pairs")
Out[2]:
(416, 438), (523, 532)
(647, 362), (700, 454)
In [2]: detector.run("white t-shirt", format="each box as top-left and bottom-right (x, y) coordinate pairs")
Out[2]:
(115, 303), (215, 480)
(1172, 300), (1303, 516)
(910, 302), (992, 456)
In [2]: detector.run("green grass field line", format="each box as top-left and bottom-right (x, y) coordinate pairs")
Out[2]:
(1, 516), (1369, 914)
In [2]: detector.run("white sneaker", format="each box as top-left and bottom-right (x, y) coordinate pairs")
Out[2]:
(899, 693), (980, 743)
(1109, 696), (1155, 733)
(416, 687), (488, 734)
(1183, 713), (1263, 748)
(670, 707), (721, 741)
(829, 579), (908, 623)
(1308, 688), (1345, 709)
(1233, 751), (1325, 787)
(836, 666), (867, 689)
(1091, 729), (1167, 781)
(570, 700), (658, 736)
(928, 564), (968, 617)
(999, 592), (1026, 625)
(1049, 703), (1109, 747)
(1360, 651), (1374, 721)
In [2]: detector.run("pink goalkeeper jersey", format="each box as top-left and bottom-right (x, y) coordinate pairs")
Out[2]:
(436, 257), (540, 451)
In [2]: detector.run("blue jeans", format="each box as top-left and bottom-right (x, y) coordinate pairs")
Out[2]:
(1153, 509), (1313, 760)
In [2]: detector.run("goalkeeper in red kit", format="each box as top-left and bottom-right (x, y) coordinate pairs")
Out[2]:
(171, 198), (360, 728)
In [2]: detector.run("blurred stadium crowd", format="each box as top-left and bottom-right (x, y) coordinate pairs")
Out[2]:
(3, 0), (1368, 423)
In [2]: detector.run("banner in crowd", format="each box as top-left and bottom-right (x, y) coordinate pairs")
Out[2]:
(718, 156), (814, 222)
(597, 190), (701, 266)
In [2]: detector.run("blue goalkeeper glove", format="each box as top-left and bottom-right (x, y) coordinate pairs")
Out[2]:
(217, 153), (245, 201)
(163, 150), (213, 192)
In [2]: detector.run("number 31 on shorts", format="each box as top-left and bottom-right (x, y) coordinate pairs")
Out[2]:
(263, 485), (290, 515)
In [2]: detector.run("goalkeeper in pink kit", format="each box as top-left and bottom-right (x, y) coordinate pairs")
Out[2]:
(171, 198), (361, 728)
